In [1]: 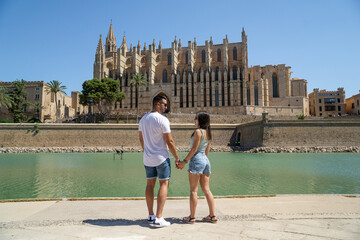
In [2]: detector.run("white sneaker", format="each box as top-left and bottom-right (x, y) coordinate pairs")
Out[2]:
(147, 215), (156, 224)
(150, 217), (171, 228)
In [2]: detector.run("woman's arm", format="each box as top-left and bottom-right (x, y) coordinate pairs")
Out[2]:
(205, 141), (211, 157)
(184, 129), (201, 162)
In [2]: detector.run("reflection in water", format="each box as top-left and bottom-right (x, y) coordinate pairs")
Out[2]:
(0, 153), (359, 200)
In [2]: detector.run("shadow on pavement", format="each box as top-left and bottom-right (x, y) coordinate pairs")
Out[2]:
(83, 217), (184, 228)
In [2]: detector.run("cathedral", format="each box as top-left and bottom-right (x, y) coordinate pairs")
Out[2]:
(93, 24), (309, 116)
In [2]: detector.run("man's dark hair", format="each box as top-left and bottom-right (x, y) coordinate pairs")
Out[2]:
(152, 95), (167, 108)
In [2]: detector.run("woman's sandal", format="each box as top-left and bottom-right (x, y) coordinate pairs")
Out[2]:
(182, 216), (196, 224)
(202, 215), (218, 223)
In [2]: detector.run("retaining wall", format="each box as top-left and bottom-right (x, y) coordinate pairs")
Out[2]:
(0, 124), (236, 148)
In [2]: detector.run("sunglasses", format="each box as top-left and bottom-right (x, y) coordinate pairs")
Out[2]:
(160, 102), (167, 107)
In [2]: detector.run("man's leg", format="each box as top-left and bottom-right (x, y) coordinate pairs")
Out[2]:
(156, 179), (169, 218)
(145, 178), (156, 216)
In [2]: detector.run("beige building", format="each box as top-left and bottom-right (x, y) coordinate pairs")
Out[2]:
(309, 88), (346, 117)
(0, 81), (87, 122)
(346, 92), (360, 115)
(93, 24), (309, 116)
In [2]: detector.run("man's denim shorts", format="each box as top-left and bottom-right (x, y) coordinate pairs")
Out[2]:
(144, 158), (171, 180)
(188, 152), (211, 174)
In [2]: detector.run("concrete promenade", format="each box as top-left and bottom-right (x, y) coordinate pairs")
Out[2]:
(0, 195), (359, 240)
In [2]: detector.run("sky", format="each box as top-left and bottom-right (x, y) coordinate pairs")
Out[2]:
(0, 0), (359, 98)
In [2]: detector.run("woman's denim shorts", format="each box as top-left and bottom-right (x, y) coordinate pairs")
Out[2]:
(188, 152), (211, 174)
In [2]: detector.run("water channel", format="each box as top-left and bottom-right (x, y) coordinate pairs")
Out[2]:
(0, 153), (359, 200)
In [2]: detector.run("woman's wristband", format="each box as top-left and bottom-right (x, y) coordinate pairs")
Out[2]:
(183, 159), (189, 164)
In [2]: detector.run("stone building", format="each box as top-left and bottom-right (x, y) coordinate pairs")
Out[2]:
(309, 88), (346, 117)
(346, 92), (360, 115)
(93, 24), (309, 116)
(0, 81), (87, 122)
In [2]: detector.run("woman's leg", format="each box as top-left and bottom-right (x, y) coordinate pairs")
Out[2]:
(188, 172), (201, 218)
(200, 174), (215, 217)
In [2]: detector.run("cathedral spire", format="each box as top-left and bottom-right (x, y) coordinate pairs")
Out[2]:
(105, 23), (116, 53)
(121, 34), (127, 46)
(96, 34), (105, 54)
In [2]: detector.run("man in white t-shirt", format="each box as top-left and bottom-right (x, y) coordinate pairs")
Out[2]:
(139, 95), (179, 228)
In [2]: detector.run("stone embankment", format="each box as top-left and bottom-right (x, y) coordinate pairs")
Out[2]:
(243, 146), (360, 153)
(0, 146), (359, 154)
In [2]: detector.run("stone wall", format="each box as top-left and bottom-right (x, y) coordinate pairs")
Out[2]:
(0, 123), (236, 148)
(1, 119), (359, 150)
(235, 119), (360, 148)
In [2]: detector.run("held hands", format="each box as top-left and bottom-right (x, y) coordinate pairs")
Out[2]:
(175, 159), (187, 170)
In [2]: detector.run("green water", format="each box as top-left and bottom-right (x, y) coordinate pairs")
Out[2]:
(0, 153), (359, 200)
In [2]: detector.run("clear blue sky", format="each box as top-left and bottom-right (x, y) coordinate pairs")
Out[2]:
(0, 0), (359, 98)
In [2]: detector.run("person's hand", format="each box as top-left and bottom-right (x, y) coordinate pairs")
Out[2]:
(175, 158), (180, 169)
(177, 160), (186, 170)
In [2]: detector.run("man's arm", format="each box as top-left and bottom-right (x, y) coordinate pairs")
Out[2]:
(164, 132), (179, 163)
(139, 131), (144, 151)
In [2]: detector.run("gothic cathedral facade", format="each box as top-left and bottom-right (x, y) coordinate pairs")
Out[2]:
(93, 24), (309, 116)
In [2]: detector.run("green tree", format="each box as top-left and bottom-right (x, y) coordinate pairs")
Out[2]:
(45, 80), (67, 122)
(8, 79), (30, 123)
(0, 86), (12, 109)
(129, 73), (148, 123)
(79, 78), (125, 122)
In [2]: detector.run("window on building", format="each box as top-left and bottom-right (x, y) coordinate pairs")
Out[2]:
(162, 70), (168, 83)
(352, 103), (355, 109)
(272, 72), (279, 98)
(167, 53), (171, 66)
(215, 87), (219, 106)
(325, 106), (336, 111)
(35, 87), (40, 91)
(217, 49), (221, 62)
(337, 98), (340, 103)
(201, 50), (205, 63)
(320, 113), (322, 116)
(319, 106), (322, 112)
(254, 87), (258, 105)
(325, 98), (336, 103)
(357, 100), (359, 106)
(35, 94), (40, 100)
(247, 87), (250, 105)
(319, 99), (322, 103)
(338, 106), (341, 111)
(185, 51), (188, 64)
(215, 67), (219, 81)
(233, 47), (237, 60)
(198, 70), (201, 82)
(233, 66), (237, 80)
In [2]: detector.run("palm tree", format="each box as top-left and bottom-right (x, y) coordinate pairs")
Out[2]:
(0, 86), (12, 109)
(129, 73), (148, 123)
(46, 80), (67, 122)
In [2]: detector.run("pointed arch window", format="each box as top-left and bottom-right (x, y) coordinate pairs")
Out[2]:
(233, 47), (237, 60)
(233, 66), (238, 80)
(255, 86), (259, 105)
(185, 51), (189, 64)
(162, 70), (168, 83)
(180, 87), (183, 108)
(167, 53), (171, 66)
(215, 87), (219, 106)
(247, 87), (250, 105)
(217, 49), (221, 62)
(201, 50), (206, 63)
(272, 72), (279, 98)
(215, 67), (219, 81)
(198, 70), (201, 82)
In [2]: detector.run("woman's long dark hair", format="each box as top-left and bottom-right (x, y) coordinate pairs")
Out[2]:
(192, 112), (212, 140)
